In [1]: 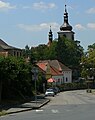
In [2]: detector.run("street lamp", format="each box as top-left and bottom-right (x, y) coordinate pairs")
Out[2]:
(32, 67), (38, 104)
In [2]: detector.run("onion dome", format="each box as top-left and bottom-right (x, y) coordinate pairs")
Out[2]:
(60, 5), (72, 31)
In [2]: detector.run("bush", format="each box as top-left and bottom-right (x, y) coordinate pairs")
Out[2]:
(58, 82), (87, 91)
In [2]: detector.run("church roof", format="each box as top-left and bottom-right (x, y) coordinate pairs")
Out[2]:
(60, 5), (72, 31)
(0, 39), (21, 50)
(60, 22), (72, 31)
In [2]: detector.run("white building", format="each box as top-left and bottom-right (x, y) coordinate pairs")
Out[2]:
(37, 60), (72, 85)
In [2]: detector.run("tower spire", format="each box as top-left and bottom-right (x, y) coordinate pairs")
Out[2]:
(65, 4), (67, 13)
(60, 5), (72, 31)
(64, 5), (68, 24)
(50, 26), (52, 32)
(47, 26), (53, 46)
(58, 4), (75, 40)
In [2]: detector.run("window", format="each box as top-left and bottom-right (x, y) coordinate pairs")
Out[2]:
(17, 52), (19, 57)
(66, 77), (68, 82)
(72, 34), (74, 40)
(14, 51), (16, 56)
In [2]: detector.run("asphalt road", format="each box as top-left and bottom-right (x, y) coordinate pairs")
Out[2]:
(1, 90), (95, 120)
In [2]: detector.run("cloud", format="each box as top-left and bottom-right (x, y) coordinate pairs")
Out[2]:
(74, 24), (85, 30)
(86, 7), (95, 14)
(74, 23), (95, 30)
(17, 22), (59, 32)
(0, 1), (16, 10)
(87, 23), (95, 29)
(32, 2), (56, 10)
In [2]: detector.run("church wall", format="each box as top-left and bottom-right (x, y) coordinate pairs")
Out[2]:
(58, 31), (74, 40)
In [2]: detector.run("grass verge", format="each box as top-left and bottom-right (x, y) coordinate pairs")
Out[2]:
(0, 110), (7, 116)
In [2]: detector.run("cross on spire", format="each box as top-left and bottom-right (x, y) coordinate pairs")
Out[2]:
(65, 5), (67, 13)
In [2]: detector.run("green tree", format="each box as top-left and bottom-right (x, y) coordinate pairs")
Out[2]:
(56, 37), (83, 67)
(44, 41), (57, 60)
(30, 37), (83, 80)
(22, 45), (35, 64)
(0, 57), (5, 102)
(0, 56), (33, 102)
(0, 57), (18, 101)
(56, 37), (83, 80)
(31, 44), (47, 61)
(80, 45), (95, 87)
(22, 45), (31, 58)
(31, 41), (57, 61)
(56, 37), (67, 64)
(88, 43), (95, 50)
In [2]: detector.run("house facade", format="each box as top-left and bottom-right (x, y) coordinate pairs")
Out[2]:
(37, 60), (72, 85)
(0, 39), (22, 57)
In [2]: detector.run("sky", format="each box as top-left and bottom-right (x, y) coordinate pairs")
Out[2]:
(0, 0), (95, 51)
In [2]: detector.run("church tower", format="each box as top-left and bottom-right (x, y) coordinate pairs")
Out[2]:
(47, 26), (53, 47)
(58, 5), (75, 40)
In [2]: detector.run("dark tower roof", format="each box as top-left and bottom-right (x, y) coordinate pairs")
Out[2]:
(60, 5), (72, 31)
(48, 26), (53, 42)
(49, 26), (52, 36)
(47, 26), (53, 46)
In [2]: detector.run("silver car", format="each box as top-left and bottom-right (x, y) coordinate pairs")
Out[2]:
(45, 89), (55, 97)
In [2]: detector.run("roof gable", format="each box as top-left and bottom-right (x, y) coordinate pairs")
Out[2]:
(50, 65), (63, 76)
(49, 60), (62, 71)
(37, 61), (48, 71)
(59, 62), (71, 71)
(0, 39), (21, 50)
(0, 39), (8, 46)
(37, 60), (71, 76)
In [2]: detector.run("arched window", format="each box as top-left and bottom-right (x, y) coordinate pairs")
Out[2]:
(66, 77), (68, 82)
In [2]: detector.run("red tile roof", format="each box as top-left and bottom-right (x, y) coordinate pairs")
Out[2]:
(37, 62), (47, 71)
(50, 65), (63, 76)
(37, 60), (68, 76)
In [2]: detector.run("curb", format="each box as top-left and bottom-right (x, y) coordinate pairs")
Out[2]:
(7, 99), (50, 115)
(32, 99), (50, 109)
(7, 108), (33, 114)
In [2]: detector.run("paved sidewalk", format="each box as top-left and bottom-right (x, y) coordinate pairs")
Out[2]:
(0, 96), (50, 115)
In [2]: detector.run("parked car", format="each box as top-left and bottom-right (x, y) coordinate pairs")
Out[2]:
(55, 87), (60, 93)
(49, 87), (60, 95)
(45, 89), (55, 97)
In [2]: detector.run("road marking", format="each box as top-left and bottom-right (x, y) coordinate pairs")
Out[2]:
(51, 109), (59, 113)
(36, 109), (44, 112)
